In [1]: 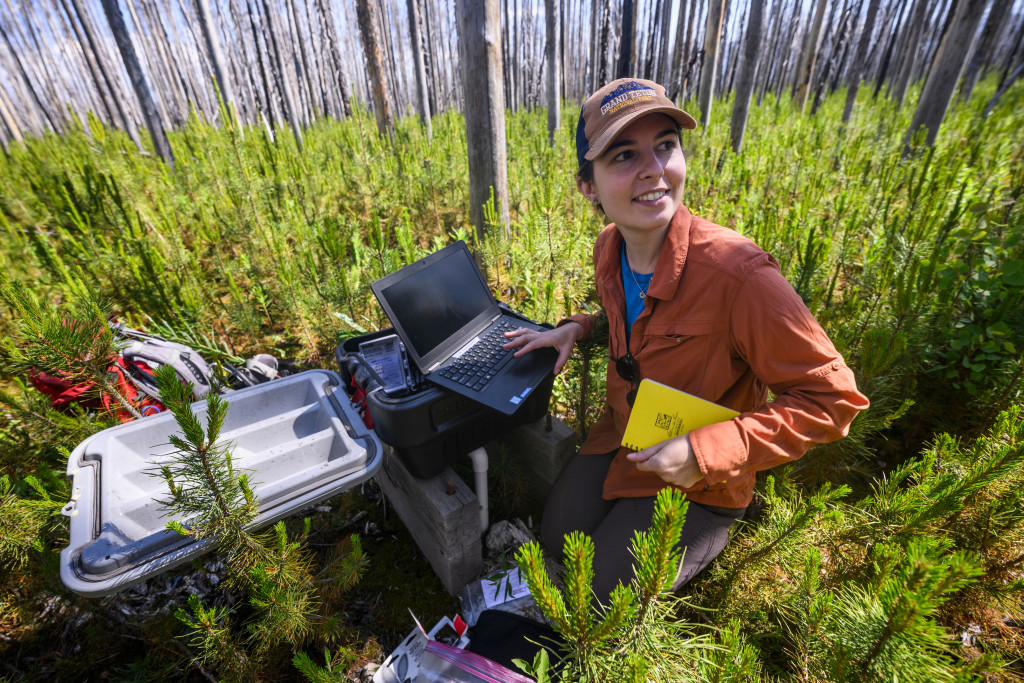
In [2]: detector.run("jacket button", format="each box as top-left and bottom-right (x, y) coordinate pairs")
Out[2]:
(831, 361), (841, 371)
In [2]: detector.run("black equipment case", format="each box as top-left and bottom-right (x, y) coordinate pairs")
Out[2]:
(335, 319), (554, 479)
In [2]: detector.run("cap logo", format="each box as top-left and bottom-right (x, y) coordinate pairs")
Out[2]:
(600, 81), (657, 116)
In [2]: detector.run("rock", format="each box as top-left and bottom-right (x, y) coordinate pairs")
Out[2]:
(485, 518), (535, 556)
(356, 662), (379, 682)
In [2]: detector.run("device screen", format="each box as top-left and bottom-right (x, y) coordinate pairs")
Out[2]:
(381, 249), (493, 358)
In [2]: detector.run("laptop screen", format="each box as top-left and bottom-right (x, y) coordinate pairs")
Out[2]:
(375, 246), (495, 359)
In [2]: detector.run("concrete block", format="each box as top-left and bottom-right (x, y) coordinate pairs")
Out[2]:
(376, 445), (482, 595)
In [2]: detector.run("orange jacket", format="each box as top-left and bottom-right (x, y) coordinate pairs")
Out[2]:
(563, 205), (869, 508)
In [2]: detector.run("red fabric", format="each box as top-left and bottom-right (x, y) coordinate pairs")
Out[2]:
(349, 378), (374, 429)
(30, 358), (164, 423)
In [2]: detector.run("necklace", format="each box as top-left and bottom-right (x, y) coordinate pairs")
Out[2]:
(624, 249), (651, 299)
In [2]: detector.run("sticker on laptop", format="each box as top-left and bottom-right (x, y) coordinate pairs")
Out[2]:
(509, 396), (522, 405)
(520, 387), (533, 398)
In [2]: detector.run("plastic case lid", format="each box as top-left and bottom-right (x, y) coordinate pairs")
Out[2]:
(60, 369), (382, 597)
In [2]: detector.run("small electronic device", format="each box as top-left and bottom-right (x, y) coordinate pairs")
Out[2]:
(358, 334), (411, 393)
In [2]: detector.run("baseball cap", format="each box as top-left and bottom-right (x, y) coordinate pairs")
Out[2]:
(575, 78), (696, 169)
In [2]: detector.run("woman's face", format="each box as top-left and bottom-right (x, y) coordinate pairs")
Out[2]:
(578, 113), (686, 234)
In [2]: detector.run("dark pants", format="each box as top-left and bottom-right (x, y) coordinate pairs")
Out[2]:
(540, 452), (745, 603)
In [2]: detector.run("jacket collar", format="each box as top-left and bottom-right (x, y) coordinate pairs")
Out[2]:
(597, 204), (692, 302)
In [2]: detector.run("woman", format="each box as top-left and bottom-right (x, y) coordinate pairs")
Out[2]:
(503, 78), (869, 601)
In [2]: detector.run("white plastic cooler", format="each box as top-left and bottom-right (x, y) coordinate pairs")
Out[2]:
(60, 369), (382, 597)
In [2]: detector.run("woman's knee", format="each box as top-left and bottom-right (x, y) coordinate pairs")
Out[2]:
(672, 502), (745, 589)
(540, 452), (615, 554)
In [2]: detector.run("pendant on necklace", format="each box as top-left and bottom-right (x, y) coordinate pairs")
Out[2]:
(638, 292), (645, 299)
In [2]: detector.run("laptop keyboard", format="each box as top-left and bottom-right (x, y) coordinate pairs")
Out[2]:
(437, 319), (517, 391)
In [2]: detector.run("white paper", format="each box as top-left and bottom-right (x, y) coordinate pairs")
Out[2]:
(481, 566), (530, 608)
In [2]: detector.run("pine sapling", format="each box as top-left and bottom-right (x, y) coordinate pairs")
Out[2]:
(316, 534), (369, 605)
(515, 540), (569, 629)
(247, 557), (317, 653)
(0, 282), (142, 419)
(783, 548), (834, 681)
(0, 475), (64, 569)
(630, 488), (689, 625)
(292, 647), (349, 683)
(151, 364), (273, 579)
(516, 534), (634, 679)
(175, 593), (256, 682)
(710, 478), (849, 611)
(817, 538), (985, 682)
(516, 485), (719, 681)
(695, 619), (764, 683)
(0, 380), (115, 468)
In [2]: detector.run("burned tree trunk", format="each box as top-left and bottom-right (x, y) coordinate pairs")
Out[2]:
(244, 0), (280, 130)
(315, 0), (352, 118)
(731, 0), (764, 152)
(262, 0), (306, 146)
(286, 0), (317, 121)
(615, 0), (634, 78)
(69, 0), (128, 125)
(905, 0), (989, 151)
(698, 0), (725, 131)
(406, 0), (432, 137)
(422, 0), (441, 114)
(668, 0), (688, 98)
(131, 1), (175, 128)
(356, 0), (394, 137)
(120, 2), (165, 129)
(984, 59), (1024, 115)
(56, 0), (113, 127)
(378, 1), (405, 118)
(681, 0), (701, 101)
(13, 6), (68, 134)
(758, 0), (787, 105)
(871, 0), (911, 99)
(723, 0), (743, 96)
(455, 0), (509, 241)
(841, 0), (881, 123)
(995, 12), (1024, 90)
(1, 3), (63, 135)
(597, 0), (613, 86)
(891, 0), (930, 109)
(656, 0), (673, 84)
(959, 0), (1012, 103)
(223, 0), (257, 124)
(811, 0), (852, 113)
(299, 0), (330, 118)
(545, 0), (560, 145)
(793, 0), (828, 112)
(0, 80), (22, 146)
(98, 0), (174, 168)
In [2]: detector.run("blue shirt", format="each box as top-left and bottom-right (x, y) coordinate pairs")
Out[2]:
(621, 243), (652, 343)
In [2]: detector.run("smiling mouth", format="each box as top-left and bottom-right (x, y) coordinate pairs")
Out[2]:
(634, 190), (668, 202)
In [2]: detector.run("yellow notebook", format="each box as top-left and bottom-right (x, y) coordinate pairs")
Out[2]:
(621, 379), (739, 451)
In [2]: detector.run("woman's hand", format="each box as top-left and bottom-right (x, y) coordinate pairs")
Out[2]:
(503, 322), (583, 375)
(626, 435), (704, 488)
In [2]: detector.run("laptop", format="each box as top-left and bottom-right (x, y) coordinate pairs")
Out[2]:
(370, 241), (557, 415)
